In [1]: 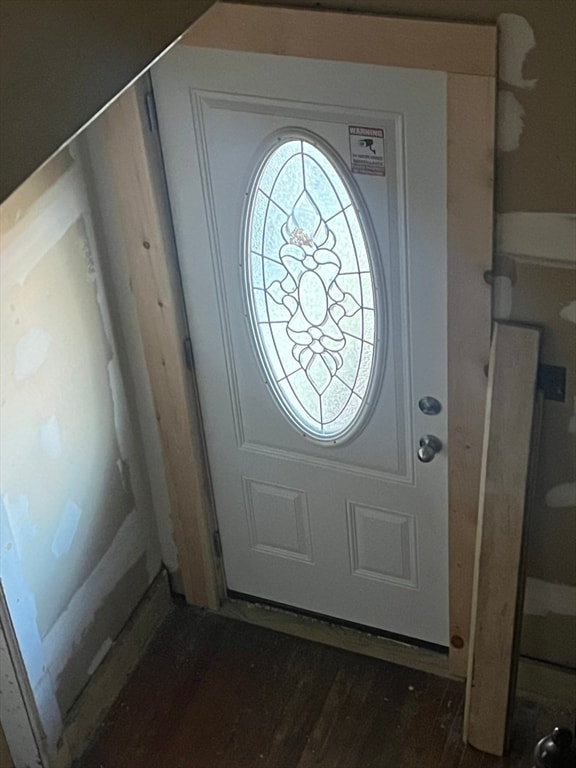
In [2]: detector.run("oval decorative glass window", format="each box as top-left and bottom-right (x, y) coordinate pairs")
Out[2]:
(244, 134), (382, 442)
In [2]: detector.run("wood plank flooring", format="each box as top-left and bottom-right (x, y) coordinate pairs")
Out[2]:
(77, 605), (572, 767)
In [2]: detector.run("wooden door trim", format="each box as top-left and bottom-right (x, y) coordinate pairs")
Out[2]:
(446, 73), (495, 675)
(183, 2), (495, 676)
(98, 82), (225, 610)
(181, 2), (496, 77)
(103, 2), (495, 675)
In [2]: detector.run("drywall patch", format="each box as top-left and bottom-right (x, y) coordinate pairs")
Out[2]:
(497, 90), (525, 153)
(560, 300), (576, 325)
(546, 481), (576, 509)
(51, 500), (82, 558)
(1, 165), (89, 292)
(492, 275), (513, 320)
(0, 498), (45, 688)
(2, 493), (37, 559)
(55, 555), (150, 713)
(523, 577), (576, 617)
(40, 415), (62, 459)
(497, 14), (537, 89)
(496, 213), (576, 267)
(43, 509), (146, 683)
(116, 457), (132, 493)
(87, 637), (113, 676)
(14, 327), (53, 381)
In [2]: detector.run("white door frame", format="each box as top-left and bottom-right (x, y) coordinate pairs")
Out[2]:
(102, 2), (496, 677)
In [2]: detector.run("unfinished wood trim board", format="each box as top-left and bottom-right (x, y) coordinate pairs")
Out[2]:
(182, 2), (497, 77)
(98, 86), (223, 609)
(447, 73), (495, 677)
(464, 322), (541, 756)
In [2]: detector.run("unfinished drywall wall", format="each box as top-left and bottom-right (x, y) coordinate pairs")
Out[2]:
(0, 143), (163, 757)
(498, 258), (576, 668)
(226, 0), (576, 668)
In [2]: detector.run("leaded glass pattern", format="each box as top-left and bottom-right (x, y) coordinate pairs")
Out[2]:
(245, 135), (380, 441)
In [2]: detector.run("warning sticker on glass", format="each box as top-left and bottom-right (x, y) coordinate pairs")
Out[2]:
(349, 126), (385, 176)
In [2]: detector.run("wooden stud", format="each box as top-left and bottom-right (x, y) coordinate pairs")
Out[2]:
(182, 2), (497, 77)
(98, 85), (223, 609)
(463, 322), (541, 756)
(447, 73), (495, 677)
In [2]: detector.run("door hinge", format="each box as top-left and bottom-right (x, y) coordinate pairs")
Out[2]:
(212, 530), (223, 559)
(145, 91), (159, 133)
(183, 337), (194, 370)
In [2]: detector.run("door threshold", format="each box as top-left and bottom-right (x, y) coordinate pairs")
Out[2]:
(217, 593), (452, 681)
(215, 595), (576, 707)
(228, 591), (449, 654)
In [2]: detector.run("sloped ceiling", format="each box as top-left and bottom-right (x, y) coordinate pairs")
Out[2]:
(0, 0), (213, 203)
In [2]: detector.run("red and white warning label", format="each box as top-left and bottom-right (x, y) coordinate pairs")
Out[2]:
(348, 126), (385, 176)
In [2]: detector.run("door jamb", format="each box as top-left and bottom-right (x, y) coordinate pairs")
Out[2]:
(102, 2), (495, 677)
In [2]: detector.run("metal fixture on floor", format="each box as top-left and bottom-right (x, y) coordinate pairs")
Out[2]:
(533, 725), (575, 767)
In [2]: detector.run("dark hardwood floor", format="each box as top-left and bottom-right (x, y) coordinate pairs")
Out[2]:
(78, 605), (571, 767)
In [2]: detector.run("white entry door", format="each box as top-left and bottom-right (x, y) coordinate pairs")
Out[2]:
(153, 46), (449, 645)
